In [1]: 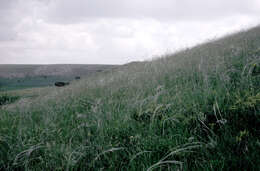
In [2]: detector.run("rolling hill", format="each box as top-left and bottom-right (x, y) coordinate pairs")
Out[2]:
(0, 26), (259, 170)
(0, 64), (117, 78)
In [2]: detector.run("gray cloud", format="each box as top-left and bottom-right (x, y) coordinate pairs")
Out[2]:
(0, 0), (50, 41)
(0, 0), (260, 64)
(0, 0), (18, 41)
(47, 0), (259, 24)
(0, 0), (16, 10)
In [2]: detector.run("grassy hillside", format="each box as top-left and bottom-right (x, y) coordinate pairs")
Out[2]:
(0, 64), (117, 91)
(0, 26), (260, 170)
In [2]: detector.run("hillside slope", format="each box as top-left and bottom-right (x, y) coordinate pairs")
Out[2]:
(0, 26), (260, 170)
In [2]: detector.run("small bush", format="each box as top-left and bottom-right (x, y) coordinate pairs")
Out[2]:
(0, 95), (19, 106)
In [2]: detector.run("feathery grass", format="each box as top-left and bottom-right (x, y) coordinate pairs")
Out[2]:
(0, 26), (260, 170)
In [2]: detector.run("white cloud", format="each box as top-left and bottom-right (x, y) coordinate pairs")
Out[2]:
(0, 0), (260, 64)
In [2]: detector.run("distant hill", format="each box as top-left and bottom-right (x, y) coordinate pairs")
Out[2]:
(0, 64), (117, 78)
(0, 64), (118, 91)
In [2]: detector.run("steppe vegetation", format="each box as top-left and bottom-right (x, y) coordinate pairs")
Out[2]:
(0, 26), (260, 170)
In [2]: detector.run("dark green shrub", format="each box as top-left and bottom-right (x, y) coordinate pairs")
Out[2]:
(0, 95), (19, 106)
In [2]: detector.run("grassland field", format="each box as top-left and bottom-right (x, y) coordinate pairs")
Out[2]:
(0, 26), (260, 170)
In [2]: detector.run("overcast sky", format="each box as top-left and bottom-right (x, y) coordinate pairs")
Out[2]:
(0, 0), (259, 64)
